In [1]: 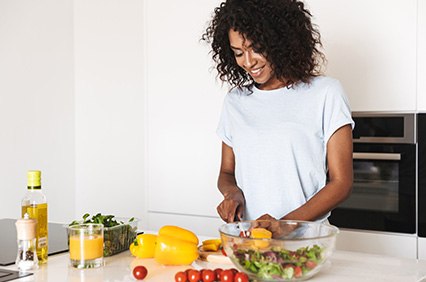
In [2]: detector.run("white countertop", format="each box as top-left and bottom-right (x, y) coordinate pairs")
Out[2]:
(4, 248), (426, 282)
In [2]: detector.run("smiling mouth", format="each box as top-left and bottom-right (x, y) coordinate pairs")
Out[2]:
(248, 66), (264, 77)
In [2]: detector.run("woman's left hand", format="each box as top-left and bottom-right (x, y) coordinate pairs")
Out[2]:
(255, 214), (298, 238)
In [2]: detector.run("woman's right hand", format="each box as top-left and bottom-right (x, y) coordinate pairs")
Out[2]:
(217, 188), (245, 223)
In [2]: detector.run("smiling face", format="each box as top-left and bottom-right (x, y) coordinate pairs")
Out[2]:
(228, 29), (286, 90)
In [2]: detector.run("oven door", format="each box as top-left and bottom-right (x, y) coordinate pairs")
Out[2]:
(329, 143), (416, 234)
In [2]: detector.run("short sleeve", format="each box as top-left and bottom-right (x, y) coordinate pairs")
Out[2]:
(323, 80), (355, 144)
(216, 94), (233, 147)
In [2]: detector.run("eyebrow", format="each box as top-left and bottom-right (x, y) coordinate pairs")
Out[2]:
(230, 44), (252, 51)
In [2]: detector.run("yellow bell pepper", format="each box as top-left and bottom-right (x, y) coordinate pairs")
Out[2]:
(158, 225), (199, 245)
(154, 225), (199, 265)
(129, 233), (157, 258)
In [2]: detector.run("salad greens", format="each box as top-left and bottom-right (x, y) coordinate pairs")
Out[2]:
(69, 213), (135, 227)
(233, 244), (324, 280)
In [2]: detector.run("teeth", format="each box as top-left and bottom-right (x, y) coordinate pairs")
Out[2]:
(251, 68), (262, 74)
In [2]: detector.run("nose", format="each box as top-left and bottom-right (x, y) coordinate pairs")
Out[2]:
(243, 51), (256, 69)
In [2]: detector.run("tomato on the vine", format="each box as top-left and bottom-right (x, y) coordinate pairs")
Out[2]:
(174, 268), (250, 282)
(132, 265), (148, 280)
(234, 272), (249, 282)
(220, 269), (234, 282)
(174, 271), (187, 282)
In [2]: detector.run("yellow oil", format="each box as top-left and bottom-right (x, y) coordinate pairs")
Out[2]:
(22, 203), (48, 264)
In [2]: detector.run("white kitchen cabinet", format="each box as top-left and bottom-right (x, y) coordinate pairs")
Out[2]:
(0, 0), (75, 223)
(419, 237), (426, 260)
(306, 0), (417, 112)
(336, 229), (417, 259)
(145, 0), (227, 229)
(418, 0), (426, 111)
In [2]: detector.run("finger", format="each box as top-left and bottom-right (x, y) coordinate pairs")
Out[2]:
(257, 220), (270, 229)
(236, 205), (244, 221)
(217, 205), (228, 223)
(227, 212), (236, 223)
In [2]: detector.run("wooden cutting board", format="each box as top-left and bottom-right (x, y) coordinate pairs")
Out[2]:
(198, 246), (232, 264)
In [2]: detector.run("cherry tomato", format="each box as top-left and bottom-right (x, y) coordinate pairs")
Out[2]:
(188, 269), (201, 282)
(132, 265), (148, 280)
(201, 269), (215, 282)
(234, 272), (249, 282)
(306, 260), (317, 269)
(230, 268), (238, 275)
(175, 271), (188, 282)
(294, 266), (302, 278)
(220, 269), (234, 282)
(214, 268), (223, 281)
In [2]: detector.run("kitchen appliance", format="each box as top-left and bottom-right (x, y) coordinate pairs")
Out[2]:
(329, 112), (416, 234)
(0, 269), (32, 282)
(0, 218), (68, 266)
(417, 113), (426, 259)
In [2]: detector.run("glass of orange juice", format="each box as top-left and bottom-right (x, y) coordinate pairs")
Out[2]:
(67, 223), (104, 268)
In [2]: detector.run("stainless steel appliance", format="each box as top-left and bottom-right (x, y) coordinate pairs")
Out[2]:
(418, 113), (426, 259)
(418, 114), (426, 236)
(0, 218), (68, 266)
(329, 112), (416, 234)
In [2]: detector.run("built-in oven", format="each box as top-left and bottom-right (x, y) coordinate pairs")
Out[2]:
(418, 113), (426, 259)
(329, 112), (416, 234)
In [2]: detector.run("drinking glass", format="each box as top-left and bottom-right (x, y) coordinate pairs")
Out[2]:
(67, 223), (104, 269)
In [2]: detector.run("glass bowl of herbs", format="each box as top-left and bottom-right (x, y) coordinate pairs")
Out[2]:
(219, 220), (338, 281)
(68, 213), (138, 257)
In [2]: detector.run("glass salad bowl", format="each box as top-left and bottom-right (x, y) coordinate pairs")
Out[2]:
(219, 220), (338, 281)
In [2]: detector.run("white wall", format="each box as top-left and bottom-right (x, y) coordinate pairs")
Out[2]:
(74, 0), (145, 223)
(0, 0), (145, 226)
(0, 0), (75, 223)
(307, 0), (417, 112)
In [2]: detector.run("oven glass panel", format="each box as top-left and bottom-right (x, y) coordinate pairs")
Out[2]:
(340, 159), (399, 212)
(353, 117), (404, 138)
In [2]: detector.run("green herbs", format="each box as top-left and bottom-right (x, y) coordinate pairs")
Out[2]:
(69, 213), (135, 227)
(233, 245), (324, 280)
(69, 213), (137, 257)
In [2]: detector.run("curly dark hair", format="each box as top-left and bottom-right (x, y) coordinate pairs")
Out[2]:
(202, 0), (325, 89)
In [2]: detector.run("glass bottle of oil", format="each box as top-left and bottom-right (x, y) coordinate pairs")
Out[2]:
(21, 170), (48, 264)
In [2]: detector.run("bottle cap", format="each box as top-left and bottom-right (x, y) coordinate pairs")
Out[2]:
(27, 170), (41, 188)
(15, 213), (37, 240)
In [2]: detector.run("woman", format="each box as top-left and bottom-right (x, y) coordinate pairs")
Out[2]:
(202, 0), (354, 224)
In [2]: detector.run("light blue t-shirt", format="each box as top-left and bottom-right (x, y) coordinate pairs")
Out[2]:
(217, 76), (354, 220)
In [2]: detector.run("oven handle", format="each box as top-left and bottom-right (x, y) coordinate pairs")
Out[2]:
(353, 152), (401, 161)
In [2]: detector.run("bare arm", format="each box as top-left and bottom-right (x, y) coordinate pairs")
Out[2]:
(281, 124), (353, 221)
(217, 142), (246, 222)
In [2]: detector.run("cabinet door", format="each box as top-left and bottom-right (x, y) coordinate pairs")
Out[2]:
(337, 230), (417, 259)
(418, 0), (426, 111)
(307, 0), (417, 111)
(145, 0), (225, 219)
(419, 237), (426, 260)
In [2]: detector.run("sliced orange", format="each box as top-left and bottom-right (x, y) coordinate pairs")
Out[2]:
(251, 228), (272, 239)
(201, 238), (222, 252)
(251, 228), (272, 249)
(202, 243), (219, 252)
